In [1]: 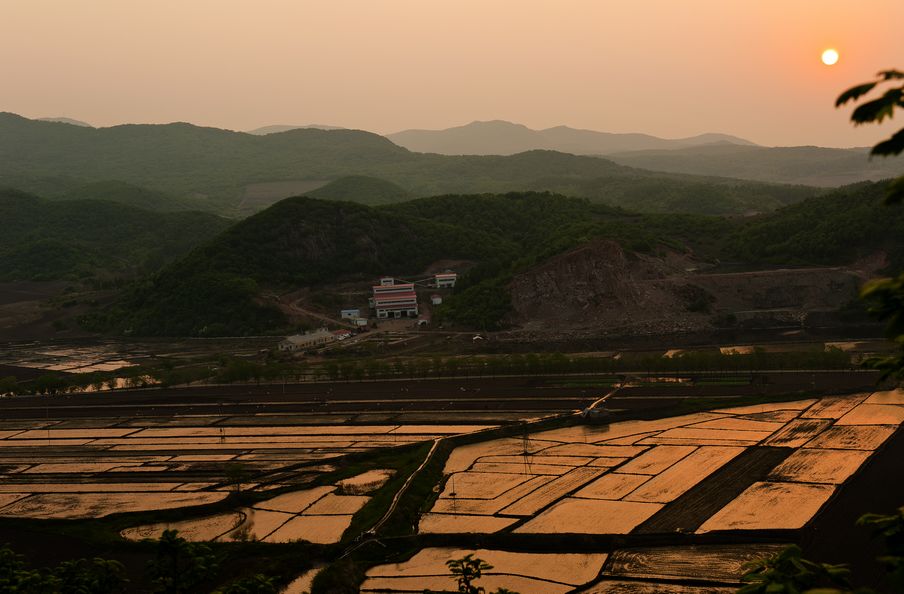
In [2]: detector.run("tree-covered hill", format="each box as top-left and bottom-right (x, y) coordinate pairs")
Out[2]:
(91, 196), (515, 336)
(609, 144), (903, 187)
(0, 189), (230, 281)
(727, 181), (904, 267)
(0, 112), (409, 214)
(87, 192), (734, 336)
(57, 181), (198, 212)
(307, 176), (411, 206)
(0, 112), (816, 217)
(91, 181), (904, 336)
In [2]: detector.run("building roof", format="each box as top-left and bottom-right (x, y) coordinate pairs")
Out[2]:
(374, 292), (417, 302)
(373, 283), (415, 291)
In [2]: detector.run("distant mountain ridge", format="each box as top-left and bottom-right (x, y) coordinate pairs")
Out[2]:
(0, 112), (812, 217)
(608, 144), (903, 187)
(387, 120), (756, 156)
(246, 124), (345, 135)
(38, 117), (92, 127)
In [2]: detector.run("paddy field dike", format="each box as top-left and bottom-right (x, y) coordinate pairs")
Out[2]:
(0, 380), (901, 593)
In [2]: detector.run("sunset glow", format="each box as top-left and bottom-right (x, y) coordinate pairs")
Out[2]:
(822, 48), (840, 65)
(3, 1), (903, 146)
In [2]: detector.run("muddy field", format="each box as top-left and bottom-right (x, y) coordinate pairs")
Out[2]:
(418, 393), (901, 538)
(1, 377), (902, 592)
(0, 413), (493, 521)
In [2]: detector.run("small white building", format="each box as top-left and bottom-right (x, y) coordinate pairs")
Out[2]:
(278, 328), (335, 352)
(350, 317), (368, 327)
(430, 294), (443, 305)
(435, 272), (457, 288)
(379, 277), (395, 286)
(340, 308), (360, 319)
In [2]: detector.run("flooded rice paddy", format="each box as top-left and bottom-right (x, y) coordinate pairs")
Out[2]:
(362, 543), (788, 593)
(0, 411), (493, 521)
(418, 390), (903, 537)
(121, 474), (383, 544)
(3, 385), (902, 591)
(363, 548), (608, 594)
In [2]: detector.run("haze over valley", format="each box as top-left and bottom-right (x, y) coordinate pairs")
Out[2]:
(2, 2), (904, 593)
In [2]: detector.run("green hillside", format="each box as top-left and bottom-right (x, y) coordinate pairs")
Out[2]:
(91, 196), (513, 336)
(308, 176), (411, 206)
(58, 181), (198, 212)
(727, 181), (904, 267)
(91, 181), (904, 336)
(0, 189), (230, 281)
(1, 112), (815, 216)
(609, 144), (902, 187)
(89, 192), (731, 336)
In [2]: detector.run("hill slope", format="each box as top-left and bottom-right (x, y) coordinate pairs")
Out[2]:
(95, 181), (904, 337)
(609, 144), (903, 187)
(0, 189), (230, 281)
(307, 176), (411, 206)
(57, 181), (198, 212)
(727, 181), (904, 267)
(92, 192), (731, 336)
(246, 124), (345, 135)
(0, 112), (814, 217)
(38, 117), (92, 127)
(94, 196), (514, 336)
(388, 120), (754, 155)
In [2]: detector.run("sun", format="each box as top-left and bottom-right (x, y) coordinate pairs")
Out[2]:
(821, 48), (839, 66)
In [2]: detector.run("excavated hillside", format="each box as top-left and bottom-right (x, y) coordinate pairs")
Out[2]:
(508, 239), (877, 339)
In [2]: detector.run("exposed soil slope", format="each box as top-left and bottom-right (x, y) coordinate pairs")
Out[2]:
(509, 239), (874, 338)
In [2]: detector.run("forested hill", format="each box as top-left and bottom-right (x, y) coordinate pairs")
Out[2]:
(0, 112), (406, 214)
(91, 181), (904, 337)
(307, 176), (411, 206)
(92, 196), (517, 336)
(1, 112), (815, 217)
(609, 144), (902, 187)
(57, 181), (199, 212)
(727, 181), (904, 268)
(0, 189), (230, 281)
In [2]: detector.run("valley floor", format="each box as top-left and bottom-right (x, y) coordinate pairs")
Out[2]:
(0, 373), (900, 592)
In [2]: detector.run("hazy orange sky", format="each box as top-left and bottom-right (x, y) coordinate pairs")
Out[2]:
(3, 0), (903, 147)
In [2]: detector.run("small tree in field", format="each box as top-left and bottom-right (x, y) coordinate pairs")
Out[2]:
(447, 554), (492, 594)
(440, 555), (520, 594)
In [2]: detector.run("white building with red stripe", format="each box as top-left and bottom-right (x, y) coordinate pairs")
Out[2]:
(370, 279), (418, 318)
(435, 272), (457, 288)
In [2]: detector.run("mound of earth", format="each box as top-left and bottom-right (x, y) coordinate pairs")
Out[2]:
(508, 239), (872, 339)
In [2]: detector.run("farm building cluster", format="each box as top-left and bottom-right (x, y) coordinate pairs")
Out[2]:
(368, 273), (456, 320)
(278, 272), (457, 353)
